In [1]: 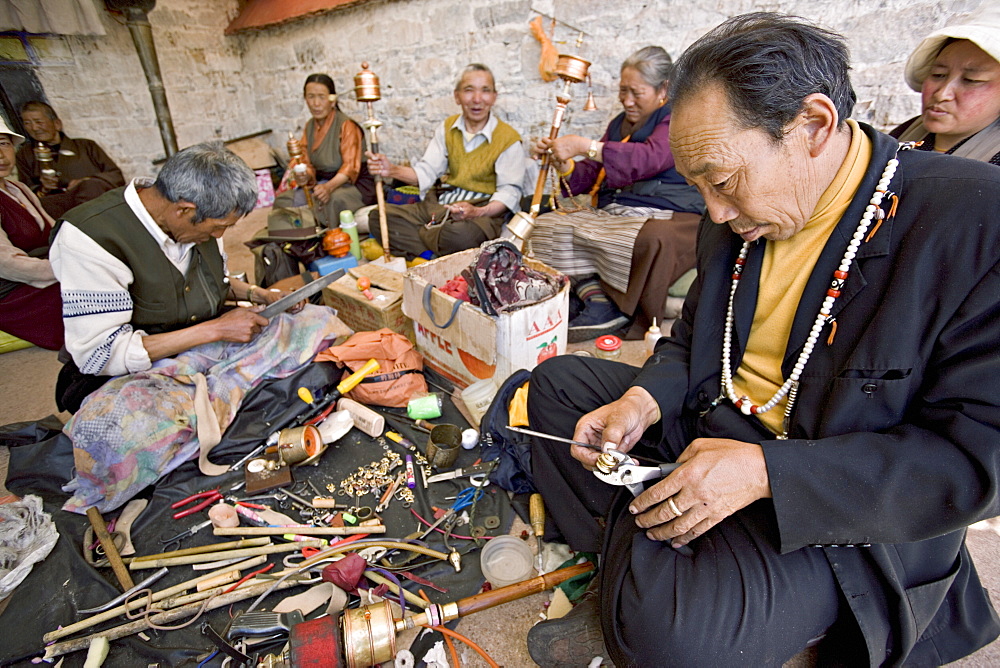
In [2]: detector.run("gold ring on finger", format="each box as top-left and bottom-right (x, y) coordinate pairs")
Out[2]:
(667, 496), (682, 517)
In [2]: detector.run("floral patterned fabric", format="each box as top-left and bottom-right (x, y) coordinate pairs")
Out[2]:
(62, 306), (344, 513)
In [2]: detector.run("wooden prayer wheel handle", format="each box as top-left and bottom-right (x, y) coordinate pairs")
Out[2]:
(456, 561), (593, 617)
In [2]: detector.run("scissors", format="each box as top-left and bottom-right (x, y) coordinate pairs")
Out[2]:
(159, 519), (213, 552)
(417, 486), (482, 541)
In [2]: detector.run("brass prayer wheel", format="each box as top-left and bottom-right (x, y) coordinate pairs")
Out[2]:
(354, 62), (381, 102)
(555, 53), (591, 84)
(34, 142), (54, 166)
(286, 133), (305, 161)
(342, 599), (396, 668)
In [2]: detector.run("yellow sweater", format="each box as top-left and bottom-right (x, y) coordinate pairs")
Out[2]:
(443, 114), (521, 194)
(733, 120), (872, 434)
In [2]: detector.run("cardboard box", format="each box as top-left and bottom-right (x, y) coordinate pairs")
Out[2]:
(323, 264), (414, 341)
(402, 248), (569, 388)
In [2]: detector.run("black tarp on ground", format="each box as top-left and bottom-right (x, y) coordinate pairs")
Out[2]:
(0, 363), (512, 667)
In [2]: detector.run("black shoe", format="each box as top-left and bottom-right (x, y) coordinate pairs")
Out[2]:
(527, 593), (610, 666)
(567, 299), (629, 343)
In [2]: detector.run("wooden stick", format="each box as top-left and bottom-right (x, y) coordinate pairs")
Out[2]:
(86, 507), (134, 590)
(130, 537), (271, 563)
(213, 526), (385, 537)
(43, 556), (267, 643)
(43, 577), (303, 660)
(196, 570), (240, 592)
(129, 540), (324, 569)
(397, 562), (594, 631)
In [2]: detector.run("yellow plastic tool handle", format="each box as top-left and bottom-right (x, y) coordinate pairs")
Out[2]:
(336, 359), (380, 395)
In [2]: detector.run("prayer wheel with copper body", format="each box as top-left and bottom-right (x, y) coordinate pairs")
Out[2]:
(507, 44), (594, 250)
(353, 62), (381, 102)
(354, 62), (392, 261)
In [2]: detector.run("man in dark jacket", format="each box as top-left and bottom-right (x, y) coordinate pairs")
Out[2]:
(16, 100), (125, 218)
(526, 13), (1000, 667)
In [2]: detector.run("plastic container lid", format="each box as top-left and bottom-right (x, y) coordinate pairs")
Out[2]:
(595, 335), (622, 352)
(480, 535), (534, 588)
(339, 210), (356, 226)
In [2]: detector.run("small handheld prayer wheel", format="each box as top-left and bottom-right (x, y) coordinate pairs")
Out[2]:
(286, 133), (318, 212)
(554, 53), (591, 84)
(354, 61), (392, 261)
(34, 142), (54, 168)
(518, 35), (594, 248)
(286, 133), (305, 162)
(353, 62), (381, 102)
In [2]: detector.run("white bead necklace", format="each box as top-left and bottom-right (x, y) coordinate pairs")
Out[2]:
(721, 151), (901, 439)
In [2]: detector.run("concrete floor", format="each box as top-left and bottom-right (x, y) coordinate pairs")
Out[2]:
(2, 206), (999, 666)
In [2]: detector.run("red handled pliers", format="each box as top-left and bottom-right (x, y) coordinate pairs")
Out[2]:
(171, 489), (223, 519)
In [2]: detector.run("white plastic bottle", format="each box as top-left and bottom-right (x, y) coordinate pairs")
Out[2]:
(644, 318), (662, 357)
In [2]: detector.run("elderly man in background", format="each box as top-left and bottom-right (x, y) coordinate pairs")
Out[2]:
(526, 13), (1000, 667)
(16, 100), (125, 218)
(366, 63), (526, 258)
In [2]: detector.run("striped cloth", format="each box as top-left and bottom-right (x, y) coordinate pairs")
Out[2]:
(438, 185), (492, 205)
(528, 203), (671, 293)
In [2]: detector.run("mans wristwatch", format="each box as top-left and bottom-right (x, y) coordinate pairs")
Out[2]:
(587, 140), (600, 159)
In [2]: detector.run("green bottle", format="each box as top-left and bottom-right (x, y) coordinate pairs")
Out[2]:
(339, 210), (361, 260)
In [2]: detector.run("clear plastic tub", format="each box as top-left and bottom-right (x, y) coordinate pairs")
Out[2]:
(480, 535), (534, 589)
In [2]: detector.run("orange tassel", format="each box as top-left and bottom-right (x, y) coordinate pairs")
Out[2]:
(826, 319), (838, 346)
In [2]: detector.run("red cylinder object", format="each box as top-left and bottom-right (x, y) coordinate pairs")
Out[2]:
(290, 613), (343, 667)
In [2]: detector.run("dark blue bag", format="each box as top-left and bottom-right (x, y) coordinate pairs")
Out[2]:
(480, 369), (534, 493)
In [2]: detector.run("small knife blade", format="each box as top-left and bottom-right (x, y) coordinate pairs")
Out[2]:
(258, 269), (345, 318)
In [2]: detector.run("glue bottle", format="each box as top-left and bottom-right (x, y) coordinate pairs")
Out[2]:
(339, 210), (362, 260)
(644, 318), (662, 358)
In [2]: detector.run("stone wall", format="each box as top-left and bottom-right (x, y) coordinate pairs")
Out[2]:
(28, 0), (988, 180)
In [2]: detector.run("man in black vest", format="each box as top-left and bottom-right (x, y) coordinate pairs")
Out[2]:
(50, 142), (290, 412)
(526, 13), (1000, 667)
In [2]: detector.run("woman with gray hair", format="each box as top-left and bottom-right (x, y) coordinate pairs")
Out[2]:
(529, 46), (705, 342)
(892, 7), (1000, 164)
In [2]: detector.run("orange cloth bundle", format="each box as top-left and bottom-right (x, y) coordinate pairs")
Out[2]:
(316, 328), (427, 407)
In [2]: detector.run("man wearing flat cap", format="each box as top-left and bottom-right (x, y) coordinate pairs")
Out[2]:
(526, 12), (1000, 666)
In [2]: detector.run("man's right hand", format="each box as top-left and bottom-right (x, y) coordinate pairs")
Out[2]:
(210, 307), (269, 343)
(366, 151), (393, 179)
(39, 170), (60, 192)
(571, 386), (662, 468)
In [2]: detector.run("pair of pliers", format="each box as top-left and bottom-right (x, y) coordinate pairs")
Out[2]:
(171, 489), (223, 519)
(594, 450), (694, 557)
(592, 450), (679, 497)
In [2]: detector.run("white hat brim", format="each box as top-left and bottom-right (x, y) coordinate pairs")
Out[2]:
(905, 23), (1000, 92)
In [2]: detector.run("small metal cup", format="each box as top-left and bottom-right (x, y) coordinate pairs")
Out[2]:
(426, 424), (461, 470)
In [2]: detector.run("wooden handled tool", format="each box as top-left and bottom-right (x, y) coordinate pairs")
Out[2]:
(86, 506), (134, 590)
(530, 493), (546, 574)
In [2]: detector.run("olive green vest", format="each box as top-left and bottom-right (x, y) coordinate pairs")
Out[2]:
(443, 114), (521, 195)
(305, 110), (368, 181)
(59, 187), (227, 334)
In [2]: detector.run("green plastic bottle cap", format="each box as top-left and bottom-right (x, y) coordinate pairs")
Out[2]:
(340, 210), (356, 226)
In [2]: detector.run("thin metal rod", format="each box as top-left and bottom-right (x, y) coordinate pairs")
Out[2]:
(505, 425), (664, 464)
(77, 568), (169, 614)
(528, 8), (588, 35)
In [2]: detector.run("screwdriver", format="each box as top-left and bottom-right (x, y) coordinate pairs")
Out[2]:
(530, 493), (545, 575)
